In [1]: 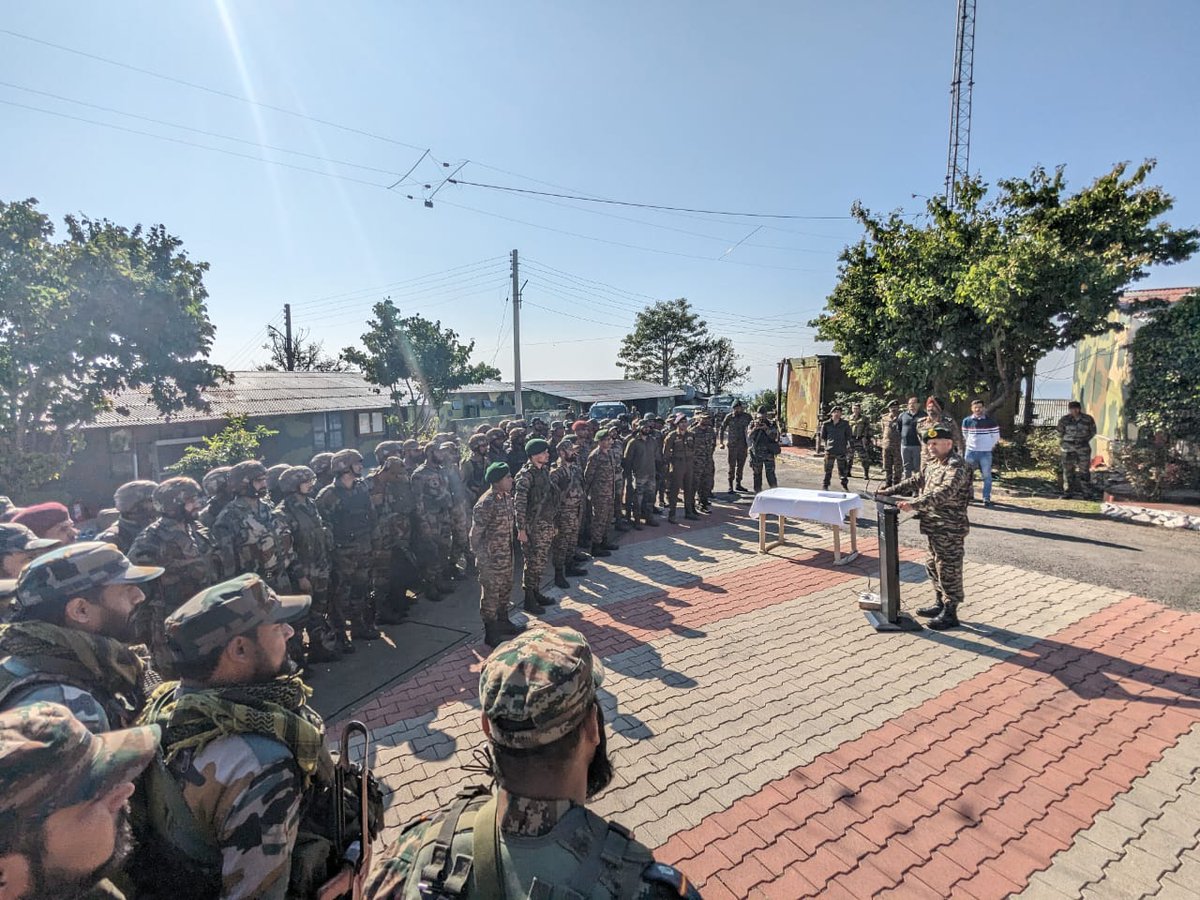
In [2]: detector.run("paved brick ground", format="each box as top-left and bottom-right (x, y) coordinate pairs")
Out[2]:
(337, 505), (1200, 898)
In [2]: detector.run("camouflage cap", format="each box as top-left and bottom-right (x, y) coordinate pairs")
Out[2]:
(0, 701), (160, 818)
(164, 573), (311, 664)
(0, 523), (60, 555)
(15, 542), (162, 612)
(113, 480), (157, 514)
(486, 428), (505, 441)
(479, 626), (604, 750)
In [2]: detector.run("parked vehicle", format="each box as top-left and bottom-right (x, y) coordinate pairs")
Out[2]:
(587, 401), (629, 419)
(782, 355), (863, 444)
(669, 404), (705, 420)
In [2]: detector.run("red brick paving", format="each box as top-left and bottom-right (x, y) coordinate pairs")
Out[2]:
(658, 595), (1200, 897)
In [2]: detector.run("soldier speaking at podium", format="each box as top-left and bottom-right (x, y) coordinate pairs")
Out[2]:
(876, 423), (971, 630)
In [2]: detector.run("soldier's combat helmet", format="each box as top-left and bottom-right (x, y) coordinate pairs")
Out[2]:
(15, 541), (162, 614)
(201, 466), (232, 498)
(265, 463), (290, 492)
(0, 701), (160, 819)
(468, 433), (489, 451)
(401, 439), (422, 457)
(374, 440), (404, 464)
(228, 460), (269, 497)
(113, 480), (157, 515)
(486, 428), (505, 443)
(309, 452), (334, 478)
(479, 625), (604, 749)
(330, 448), (364, 477)
(164, 573), (311, 665)
(153, 477), (203, 518)
(278, 466), (317, 494)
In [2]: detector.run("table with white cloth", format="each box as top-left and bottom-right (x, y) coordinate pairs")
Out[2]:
(747, 488), (864, 564)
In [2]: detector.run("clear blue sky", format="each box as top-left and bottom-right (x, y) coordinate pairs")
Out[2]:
(3, 1), (1198, 396)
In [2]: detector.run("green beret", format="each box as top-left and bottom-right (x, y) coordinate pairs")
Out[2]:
(485, 462), (511, 483)
(525, 438), (550, 456)
(594, 428), (611, 440)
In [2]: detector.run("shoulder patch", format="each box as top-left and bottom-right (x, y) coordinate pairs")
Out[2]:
(642, 861), (703, 899)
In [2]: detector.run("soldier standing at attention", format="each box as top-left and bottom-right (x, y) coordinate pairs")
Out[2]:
(550, 437), (590, 590)
(879, 399), (903, 487)
(137, 575), (324, 900)
(470, 462), (525, 647)
(506, 425), (530, 476)
(198, 466), (233, 530)
(442, 435), (474, 577)
(514, 438), (560, 614)
(651, 415), (668, 508)
(719, 399), (752, 494)
(690, 412), (718, 512)
(363, 626), (702, 900)
(486, 428), (508, 466)
(0, 542), (162, 732)
(411, 443), (455, 600)
(265, 463), (290, 506)
(128, 477), (222, 672)
(573, 420), (596, 550)
(97, 480), (158, 553)
(878, 423), (972, 630)
(819, 405), (853, 491)
(747, 406), (781, 493)
(212, 460), (293, 593)
(309, 452), (335, 492)
(317, 449), (378, 646)
(663, 414), (698, 523)
(273, 466), (341, 662)
(462, 433), (491, 504)
(366, 444), (408, 624)
(585, 429), (621, 556)
(848, 402), (874, 483)
(624, 420), (660, 528)
(1057, 400), (1098, 498)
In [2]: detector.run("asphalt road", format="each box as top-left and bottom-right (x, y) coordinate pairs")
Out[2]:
(769, 452), (1200, 611)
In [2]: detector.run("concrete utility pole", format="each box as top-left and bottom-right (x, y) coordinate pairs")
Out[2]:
(511, 249), (523, 417)
(283, 303), (295, 371)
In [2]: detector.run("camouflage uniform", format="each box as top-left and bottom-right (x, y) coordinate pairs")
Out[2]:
(514, 457), (559, 595)
(198, 467), (232, 531)
(623, 430), (658, 524)
(584, 440), (618, 550)
(0, 701), (159, 900)
(443, 446), (472, 572)
(363, 626), (700, 900)
(879, 407), (902, 486)
(410, 447), (455, 595)
(317, 453), (378, 638)
(470, 482), (517, 638)
(689, 416), (717, 510)
(663, 425), (697, 520)
(819, 416), (853, 490)
(486, 429), (508, 467)
(573, 426), (596, 547)
(848, 410), (873, 481)
(273, 467), (339, 656)
(211, 462), (292, 592)
(461, 438), (490, 504)
(550, 445), (588, 573)
(1057, 410), (1098, 496)
(138, 575), (323, 900)
(918, 412), (964, 463)
(719, 407), (753, 491)
(506, 428), (529, 476)
(881, 448), (972, 621)
(310, 451), (335, 493)
(0, 542), (162, 732)
(747, 412), (781, 492)
(97, 479), (157, 554)
(367, 455), (418, 623)
(128, 477), (221, 671)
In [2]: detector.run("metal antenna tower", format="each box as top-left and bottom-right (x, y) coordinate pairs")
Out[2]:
(945, 0), (977, 206)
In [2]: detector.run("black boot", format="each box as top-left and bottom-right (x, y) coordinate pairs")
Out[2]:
(602, 539), (620, 551)
(841, 479), (849, 491)
(535, 589), (557, 606)
(523, 589), (546, 614)
(499, 617), (525, 636)
(573, 549), (590, 562)
(590, 543), (612, 557)
(736, 483), (749, 493)
(643, 516), (659, 527)
(916, 597), (945, 618)
(554, 567), (569, 589)
(668, 509), (677, 524)
(483, 622), (506, 647)
(566, 561), (588, 576)
(928, 602), (960, 630)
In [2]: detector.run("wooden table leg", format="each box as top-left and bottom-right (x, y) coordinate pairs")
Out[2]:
(832, 524), (842, 563)
(849, 509), (858, 555)
(759, 514), (766, 552)
(778, 514), (785, 546)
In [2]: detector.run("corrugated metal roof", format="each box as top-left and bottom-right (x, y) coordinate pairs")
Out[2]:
(458, 379), (680, 403)
(90, 371), (389, 428)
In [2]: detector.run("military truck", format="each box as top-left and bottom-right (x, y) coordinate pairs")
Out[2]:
(781, 355), (863, 445)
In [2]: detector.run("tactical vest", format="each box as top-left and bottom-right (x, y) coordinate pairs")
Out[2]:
(325, 483), (374, 546)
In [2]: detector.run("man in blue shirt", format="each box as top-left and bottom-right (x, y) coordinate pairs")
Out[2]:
(961, 398), (1000, 506)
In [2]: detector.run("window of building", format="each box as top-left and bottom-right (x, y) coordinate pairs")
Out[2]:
(357, 411), (386, 435)
(313, 413), (344, 451)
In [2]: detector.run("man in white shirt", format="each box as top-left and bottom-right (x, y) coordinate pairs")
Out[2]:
(961, 399), (1000, 506)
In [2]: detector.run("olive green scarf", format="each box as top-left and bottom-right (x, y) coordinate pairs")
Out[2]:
(0, 620), (145, 709)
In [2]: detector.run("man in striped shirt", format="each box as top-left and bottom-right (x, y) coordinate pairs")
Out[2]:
(961, 399), (1000, 506)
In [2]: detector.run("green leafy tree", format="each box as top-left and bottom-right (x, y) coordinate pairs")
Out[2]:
(257, 324), (348, 372)
(1128, 289), (1200, 443)
(617, 298), (707, 385)
(0, 197), (224, 497)
(812, 161), (1198, 412)
(165, 416), (279, 481)
(682, 337), (750, 395)
(341, 298), (499, 432)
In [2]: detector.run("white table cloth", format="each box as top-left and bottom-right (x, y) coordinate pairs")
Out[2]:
(747, 488), (863, 563)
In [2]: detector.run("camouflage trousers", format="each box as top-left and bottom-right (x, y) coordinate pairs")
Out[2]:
(522, 519), (557, 590)
(589, 492), (614, 546)
(750, 455), (777, 492)
(478, 564), (512, 624)
(553, 501), (585, 569)
(849, 440), (872, 479)
(629, 478), (655, 522)
(416, 521), (452, 584)
(694, 459), (715, 507)
(668, 463), (695, 514)
(823, 452), (850, 488)
(924, 529), (966, 607)
(451, 502), (470, 562)
(726, 444), (747, 486)
(1061, 447), (1091, 495)
(881, 443), (902, 486)
(331, 546), (373, 627)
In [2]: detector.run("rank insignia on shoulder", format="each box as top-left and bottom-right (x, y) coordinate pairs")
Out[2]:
(643, 862), (703, 899)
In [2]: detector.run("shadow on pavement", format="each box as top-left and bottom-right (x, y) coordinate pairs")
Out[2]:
(968, 520), (1140, 551)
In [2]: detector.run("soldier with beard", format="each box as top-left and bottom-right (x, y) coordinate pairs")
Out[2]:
(273, 467), (341, 663)
(212, 461), (292, 593)
(198, 467), (232, 531)
(485, 428), (508, 466)
(128, 478), (222, 673)
(97, 481), (158, 554)
(136, 575), (324, 900)
(462, 434), (491, 504)
(624, 420), (660, 528)
(317, 449), (378, 645)
(506, 426), (529, 476)
(0, 542), (162, 733)
(0, 701), (159, 900)
(550, 438), (589, 589)
(364, 626), (700, 900)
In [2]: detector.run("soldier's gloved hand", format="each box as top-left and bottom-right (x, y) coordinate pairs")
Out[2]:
(517, 528), (528, 544)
